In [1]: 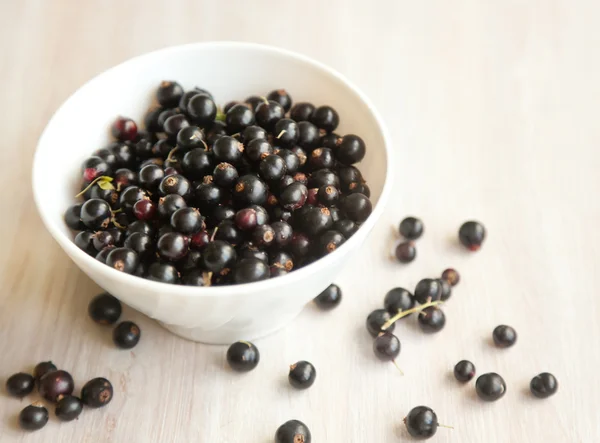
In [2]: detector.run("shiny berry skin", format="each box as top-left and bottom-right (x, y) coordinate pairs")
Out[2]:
(151, 138), (174, 158)
(159, 174), (191, 197)
(55, 395), (83, 421)
(213, 162), (239, 188)
(147, 262), (180, 284)
(404, 406), (439, 439)
(6, 373), (34, 397)
(133, 199), (156, 221)
(418, 307), (446, 333)
(291, 147), (308, 168)
(144, 105), (165, 133)
(314, 284), (342, 310)
(19, 403), (49, 431)
(123, 232), (154, 259)
(311, 105), (339, 132)
(301, 206), (333, 236)
(81, 156), (112, 183)
(320, 132), (341, 149)
(182, 148), (213, 180)
(111, 116), (138, 141)
(316, 230), (345, 256)
(492, 325), (517, 348)
(126, 220), (155, 237)
(194, 179), (222, 211)
(309, 148), (335, 170)
(414, 278), (442, 304)
(33, 361), (57, 384)
(347, 181), (370, 197)
(338, 166), (363, 191)
(81, 199), (112, 230)
(139, 164), (165, 192)
(366, 309), (395, 337)
(255, 100), (285, 131)
(276, 149), (301, 174)
(280, 182), (308, 210)
(156, 80), (184, 107)
(274, 118), (299, 147)
(267, 88), (293, 112)
(108, 141), (135, 167)
(373, 331), (401, 361)
(246, 138), (273, 162)
(270, 251), (294, 271)
(336, 134), (366, 165)
(317, 185), (339, 206)
(384, 287), (414, 315)
(178, 249), (203, 273)
(399, 216), (424, 240)
(476, 373), (506, 401)
(177, 125), (206, 149)
(171, 207), (203, 234)
(225, 104), (255, 133)
(215, 220), (244, 245)
(289, 232), (311, 259)
(233, 258), (270, 284)
(288, 361), (316, 389)
(64, 204), (84, 230)
(187, 94), (217, 125)
(271, 221), (293, 248)
(394, 241), (416, 263)
(120, 186), (147, 214)
(275, 420), (311, 443)
(454, 360), (476, 382)
(106, 248), (139, 273)
(226, 341), (260, 372)
(113, 321), (141, 349)
(333, 219), (358, 239)
(81, 377), (113, 408)
(244, 95), (263, 110)
(233, 174), (268, 206)
(93, 147), (119, 170)
(157, 232), (189, 261)
(459, 220), (486, 251)
(107, 226), (125, 245)
(92, 231), (115, 251)
(88, 292), (122, 325)
(442, 268), (460, 286)
(341, 193), (372, 223)
(135, 135), (157, 159)
(252, 224), (275, 247)
(179, 89), (212, 112)
(214, 136), (244, 165)
(290, 102), (315, 122)
(113, 168), (137, 190)
(530, 373), (558, 398)
(296, 121), (320, 149)
(202, 240), (236, 273)
(242, 125), (267, 144)
(158, 194), (187, 219)
(39, 370), (74, 402)
(259, 155), (287, 182)
(438, 278), (452, 301)
(75, 231), (96, 255)
(235, 207), (259, 231)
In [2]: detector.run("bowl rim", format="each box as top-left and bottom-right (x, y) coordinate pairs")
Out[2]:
(32, 41), (393, 297)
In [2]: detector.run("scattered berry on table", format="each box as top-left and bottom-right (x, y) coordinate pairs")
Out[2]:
(418, 307), (446, 333)
(19, 402), (49, 431)
(88, 292), (122, 325)
(437, 278), (452, 301)
(366, 309), (396, 337)
(55, 395), (83, 421)
(394, 241), (416, 263)
(492, 325), (517, 348)
(530, 372), (558, 398)
(113, 321), (141, 349)
(404, 406), (444, 439)
(81, 377), (113, 408)
(38, 370), (74, 402)
(399, 216), (423, 240)
(372, 331), (401, 363)
(313, 284), (342, 310)
(414, 278), (442, 304)
(475, 373), (506, 401)
(226, 341), (260, 372)
(441, 268), (460, 286)
(383, 288), (415, 315)
(288, 361), (317, 389)
(33, 361), (57, 384)
(454, 360), (476, 382)
(275, 419), (311, 443)
(458, 220), (486, 251)
(6, 372), (35, 397)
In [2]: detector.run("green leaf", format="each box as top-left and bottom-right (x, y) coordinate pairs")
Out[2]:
(215, 112), (226, 122)
(98, 180), (115, 190)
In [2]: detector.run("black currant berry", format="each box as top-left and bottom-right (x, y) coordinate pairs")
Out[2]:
(233, 174), (268, 206)
(55, 395), (83, 421)
(187, 94), (217, 125)
(225, 104), (255, 133)
(414, 278), (442, 304)
(106, 247), (139, 273)
(399, 216), (424, 240)
(233, 258), (269, 284)
(347, 181), (370, 197)
(159, 174), (191, 198)
(113, 321), (141, 349)
(276, 149), (301, 174)
(296, 121), (320, 149)
(267, 88), (293, 112)
(213, 162), (239, 188)
(300, 206), (333, 236)
(75, 231), (96, 255)
(438, 278), (452, 301)
(81, 199), (112, 230)
(384, 288), (414, 315)
(290, 102), (315, 122)
(366, 309), (395, 337)
(530, 373), (558, 398)
(19, 403), (49, 431)
(336, 134), (366, 165)
(333, 219), (358, 238)
(317, 185), (339, 206)
(274, 118), (299, 147)
(6, 373), (34, 397)
(202, 240), (236, 273)
(39, 370), (74, 402)
(259, 154), (287, 182)
(418, 307), (446, 333)
(313, 284), (342, 310)
(147, 262), (180, 284)
(454, 360), (476, 382)
(81, 156), (112, 182)
(255, 99), (285, 131)
(315, 230), (345, 256)
(182, 148), (213, 180)
(492, 325), (517, 348)
(215, 220), (244, 246)
(64, 204), (84, 230)
(158, 194), (187, 220)
(288, 361), (316, 389)
(33, 361), (57, 384)
(252, 224), (275, 247)
(157, 232), (189, 261)
(404, 406), (439, 439)
(311, 105), (339, 132)
(214, 136), (244, 165)
(307, 168), (340, 189)
(242, 125), (268, 144)
(226, 341), (260, 372)
(176, 125), (206, 150)
(309, 148), (335, 170)
(394, 241), (416, 263)
(92, 231), (115, 251)
(182, 269), (211, 286)
(156, 80), (184, 107)
(442, 268), (460, 286)
(119, 186), (147, 214)
(275, 420), (311, 443)
(476, 373), (506, 401)
(340, 193), (372, 223)
(171, 207), (203, 234)
(373, 331), (401, 362)
(280, 182), (308, 211)
(81, 377), (113, 407)
(458, 221), (486, 251)
(163, 113), (190, 141)
(88, 292), (122, 325)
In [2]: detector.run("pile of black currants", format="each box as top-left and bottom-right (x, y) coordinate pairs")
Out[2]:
(65, 83), (373, 286)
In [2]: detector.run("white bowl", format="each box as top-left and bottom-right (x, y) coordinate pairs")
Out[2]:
(32, 42), (392, 344)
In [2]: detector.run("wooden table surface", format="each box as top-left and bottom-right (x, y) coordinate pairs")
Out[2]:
(1, 1), (599, 442)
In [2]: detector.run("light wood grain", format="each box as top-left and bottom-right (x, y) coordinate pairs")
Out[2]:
(1, 0), (599, 441)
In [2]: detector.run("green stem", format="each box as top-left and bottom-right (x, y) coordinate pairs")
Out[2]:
(381, 300), (443, 331)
